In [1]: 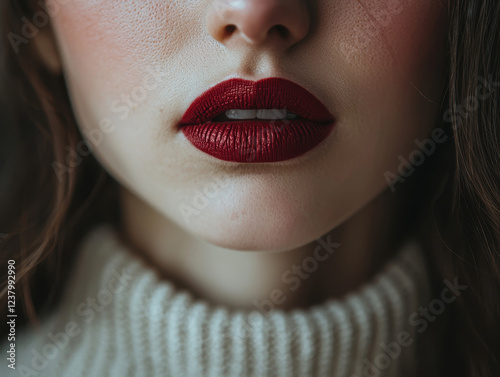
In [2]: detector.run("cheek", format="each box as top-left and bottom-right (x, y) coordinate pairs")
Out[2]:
(340, 0), (448, 84)
(50, 1), (194, 97)
(306, 0), (448, 196)
(319, 0), (448, 143)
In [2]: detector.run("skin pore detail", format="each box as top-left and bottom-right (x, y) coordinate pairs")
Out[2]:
(42, 0), (449, 309)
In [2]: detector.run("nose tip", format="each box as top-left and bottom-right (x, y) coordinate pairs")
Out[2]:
(207, 0), (310, 50)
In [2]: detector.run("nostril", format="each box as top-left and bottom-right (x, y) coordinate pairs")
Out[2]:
(207, 0), (310, 48)
(224, 24), (237, 37)
(271, 25), (290, 39)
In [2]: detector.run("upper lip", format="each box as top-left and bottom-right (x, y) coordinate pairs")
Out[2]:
(179, 78), (335, 125)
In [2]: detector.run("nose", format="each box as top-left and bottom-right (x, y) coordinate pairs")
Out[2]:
(207, 0), (310, 50)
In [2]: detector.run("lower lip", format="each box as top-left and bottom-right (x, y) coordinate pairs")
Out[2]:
(181, 119), (335, 163)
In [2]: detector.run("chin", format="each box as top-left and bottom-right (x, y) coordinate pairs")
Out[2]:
(176, 191), (328, 252)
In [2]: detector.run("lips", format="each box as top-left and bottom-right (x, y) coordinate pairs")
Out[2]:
(179, 78), (335, 163)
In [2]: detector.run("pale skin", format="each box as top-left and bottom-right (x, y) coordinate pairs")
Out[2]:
(35, 0), (448, 310)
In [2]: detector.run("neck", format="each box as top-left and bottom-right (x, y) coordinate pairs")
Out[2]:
(118, 187), (406, 311)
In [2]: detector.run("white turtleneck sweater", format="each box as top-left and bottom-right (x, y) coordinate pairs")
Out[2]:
(5, 224), (430, 377)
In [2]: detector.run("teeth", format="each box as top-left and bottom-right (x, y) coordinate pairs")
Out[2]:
(225, 109), (299, 120)
(256, 109), (287, 120)
(226, 109), (257, 120)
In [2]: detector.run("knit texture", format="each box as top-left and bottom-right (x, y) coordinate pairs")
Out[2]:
(9, 224), (430, 377)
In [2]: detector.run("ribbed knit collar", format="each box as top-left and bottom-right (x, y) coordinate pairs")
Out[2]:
(23, 224), (430, 377)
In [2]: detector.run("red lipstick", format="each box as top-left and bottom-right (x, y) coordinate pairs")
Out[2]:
(179, 78), (335, 163)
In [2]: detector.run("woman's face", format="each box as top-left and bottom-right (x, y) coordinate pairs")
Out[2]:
(47, 0), (448, 250)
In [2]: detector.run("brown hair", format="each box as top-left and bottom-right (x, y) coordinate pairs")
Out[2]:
(0, 0), (120, 328)
(0, 0), (499, 375)
(424, 0), (500, 374)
